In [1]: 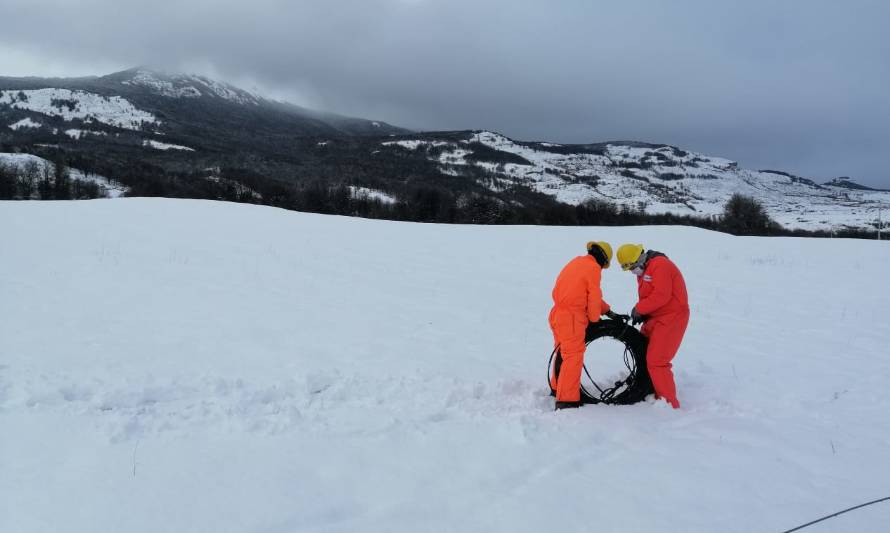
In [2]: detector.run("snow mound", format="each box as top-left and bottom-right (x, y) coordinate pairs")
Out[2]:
(0, 199), (888, 532)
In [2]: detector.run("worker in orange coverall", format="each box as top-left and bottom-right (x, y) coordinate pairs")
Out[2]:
(616, 244), (689, 409)
(549, 241), (621, 410)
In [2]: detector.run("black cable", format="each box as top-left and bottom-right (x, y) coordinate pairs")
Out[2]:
(546, 345), (558, 388)
(547, 318), (644, 405)
(780, 496), (890, 533)
(580, 336), (635, 403)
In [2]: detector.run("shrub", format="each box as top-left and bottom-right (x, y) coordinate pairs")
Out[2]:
(720, 194), (779, 235)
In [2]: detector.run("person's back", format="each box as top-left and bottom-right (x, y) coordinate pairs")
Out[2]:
(552, 255), (605, 314)
(548, 242), (612, 409)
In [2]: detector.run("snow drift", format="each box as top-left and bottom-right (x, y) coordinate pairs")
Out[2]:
(1, 199), (888, 532)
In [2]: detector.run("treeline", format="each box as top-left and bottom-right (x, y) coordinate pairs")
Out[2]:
(2, 148), (881, 240)
(228, 185), (881, 240)
(0, 158), (105, 200)
(82, 166), (888, 239)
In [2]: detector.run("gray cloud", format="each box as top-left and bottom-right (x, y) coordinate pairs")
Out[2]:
(2, 0), (889, 187)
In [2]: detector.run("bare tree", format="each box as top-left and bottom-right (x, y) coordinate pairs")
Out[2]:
(37, 160), (54, 200)
(0, 163), (16, 199)
(18, 161), (40, 199)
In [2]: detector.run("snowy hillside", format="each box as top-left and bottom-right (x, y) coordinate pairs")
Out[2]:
(388, 131), (890, 232)
(0, 88), (157, 130)
(1, 199), (888, 533)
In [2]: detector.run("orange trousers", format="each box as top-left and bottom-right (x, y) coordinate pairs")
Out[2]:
(548, 307), (589, 403)
(640, 312), (689, 409)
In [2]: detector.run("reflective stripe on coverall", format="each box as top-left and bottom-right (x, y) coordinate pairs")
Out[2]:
(636, 255), (689, 409)
(548, 255), (610, 403)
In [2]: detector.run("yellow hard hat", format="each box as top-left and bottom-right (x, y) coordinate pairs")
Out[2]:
(586, 241), (613, 268)
(617, 243), (644, 270)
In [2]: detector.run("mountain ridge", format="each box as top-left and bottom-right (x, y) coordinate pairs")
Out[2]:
(1, 68), (887, 232)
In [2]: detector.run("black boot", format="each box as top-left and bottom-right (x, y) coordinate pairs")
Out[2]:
(555, 401), (582, 410)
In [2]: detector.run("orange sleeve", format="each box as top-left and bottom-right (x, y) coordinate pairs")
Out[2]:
(586, 266), (604, 323)
(636, 263), (672, 315)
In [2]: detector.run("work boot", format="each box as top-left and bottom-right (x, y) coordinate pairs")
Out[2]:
(554, 401), (582, 410)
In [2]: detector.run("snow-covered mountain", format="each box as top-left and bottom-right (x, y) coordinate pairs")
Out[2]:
(2, 199), (888, 532)
(120, 69), (261, 104)
(1, 68), (886, 232)
(382, 131), (890, 231)
(0, 67), (406, 140)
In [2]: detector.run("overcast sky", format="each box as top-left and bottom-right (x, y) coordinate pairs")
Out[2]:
(2, 0), (889, 187)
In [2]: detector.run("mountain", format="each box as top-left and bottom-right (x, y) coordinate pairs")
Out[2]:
(0, 67), (405, 144)
(1, 68), (887, 233)
(823, 176), (886, 192)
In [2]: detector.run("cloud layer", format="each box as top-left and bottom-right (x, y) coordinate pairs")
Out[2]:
(2, 0), (888, 186)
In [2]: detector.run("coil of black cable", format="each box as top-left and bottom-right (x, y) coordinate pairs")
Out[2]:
(548, 318), (653, 405)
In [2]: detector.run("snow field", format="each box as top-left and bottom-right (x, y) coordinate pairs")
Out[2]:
(1, 199), (888, 532)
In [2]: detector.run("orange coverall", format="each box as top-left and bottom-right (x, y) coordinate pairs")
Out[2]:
(548, 255), (610, 403)
(635, 254), (689, 409)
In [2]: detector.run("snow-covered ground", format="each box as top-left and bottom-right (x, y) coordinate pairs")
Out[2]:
(0, 153), (127, 197)
(64, 129), (109, 140)
(8, 117), (42, 130)
(382, 139), (450, 150)
(143, 139), (196, 151)
(348, 185), (397, 204)
(386, 131), (890, 232)
(0, 88), (157, 130)
(1, 199), (888, 533)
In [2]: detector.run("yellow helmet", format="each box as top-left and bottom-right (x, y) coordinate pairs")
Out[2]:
(617, 243), (644, 270)
(586, 241), (613, 268)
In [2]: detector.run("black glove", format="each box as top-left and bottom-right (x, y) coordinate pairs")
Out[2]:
(630, 307), (645, 325)
(605, 310), (630, 322)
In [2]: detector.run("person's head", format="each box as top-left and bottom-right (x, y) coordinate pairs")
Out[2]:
(586, 241), (612, 269)
(617, 244), (646, 275)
